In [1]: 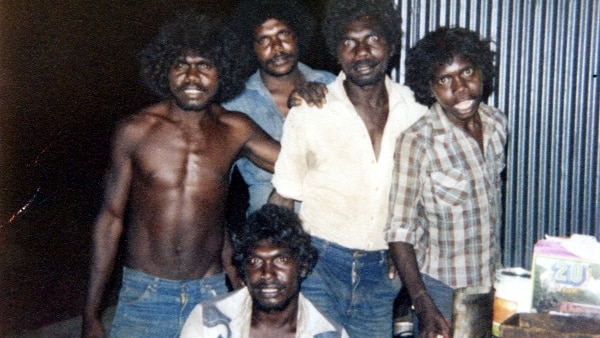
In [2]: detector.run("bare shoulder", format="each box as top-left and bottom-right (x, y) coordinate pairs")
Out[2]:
(212, 104), (258, 132)
(113, 103), (168, 144)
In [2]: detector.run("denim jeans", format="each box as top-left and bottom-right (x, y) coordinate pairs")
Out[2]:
(412, 273), (454, 336)
(301, 237), (402, 338)
(110, 267), (228, 338)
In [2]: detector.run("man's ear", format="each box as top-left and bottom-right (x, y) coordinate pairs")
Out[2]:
(388, 47), (395, 59)
(299, 263), (309, 278)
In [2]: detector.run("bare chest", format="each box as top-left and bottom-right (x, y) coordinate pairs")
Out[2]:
(356, 105), (389, 159)
(132, 123), (241, 188)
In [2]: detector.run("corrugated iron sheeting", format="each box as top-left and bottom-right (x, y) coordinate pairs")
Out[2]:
(395, 0), (599, 269)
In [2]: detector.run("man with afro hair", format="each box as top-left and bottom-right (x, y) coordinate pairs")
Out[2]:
(82, 11), (279, 338)
(386, 27), (506, 337)
(269, 0), (427, 336)
(224, 0), (336, 217)
(181, 204), (349, 337)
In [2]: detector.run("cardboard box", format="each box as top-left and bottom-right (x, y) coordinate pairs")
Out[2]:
(531, 235), (600, 318)
(499, 313), (600, 337)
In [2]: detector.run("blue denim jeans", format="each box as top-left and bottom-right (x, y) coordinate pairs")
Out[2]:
(412, 273), (454, 336)
(110, 267), (228, 338)
(301, 237), (402, 338)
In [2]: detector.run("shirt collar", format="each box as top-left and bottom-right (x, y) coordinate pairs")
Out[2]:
(328, 71), (402, 109)
(430, 101), (497, 137)
(245, 62), (320, 92)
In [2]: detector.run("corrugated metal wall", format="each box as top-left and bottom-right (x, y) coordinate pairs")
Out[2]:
(394, 0), (599, 269)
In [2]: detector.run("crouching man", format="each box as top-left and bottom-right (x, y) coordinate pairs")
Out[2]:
(181, 204), (349, 338)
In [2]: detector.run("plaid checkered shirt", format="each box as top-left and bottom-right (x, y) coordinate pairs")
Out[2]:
(385, 102), (507, 288)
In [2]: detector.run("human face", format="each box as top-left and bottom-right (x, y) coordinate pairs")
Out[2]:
(244, 240), (304, 312)
(168, 51), (218, 111)
(254, 19), (299, 77)
(337, 16), (391, 87)
(430, 55), (483, 122)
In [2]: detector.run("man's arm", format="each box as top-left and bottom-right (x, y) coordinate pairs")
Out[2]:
(82, 124), (134, 338)
(267, 189), (294, 210)
(389, 242), (450, 338)
(222, 230), (243, 289)
(239, 119), (280, 173)
(386, 131), (450, 338)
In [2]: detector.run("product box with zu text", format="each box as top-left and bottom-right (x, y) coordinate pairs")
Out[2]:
(530, 234), (600, 318)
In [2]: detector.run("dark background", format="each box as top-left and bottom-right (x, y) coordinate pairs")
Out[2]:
(0, 0), (336, 333)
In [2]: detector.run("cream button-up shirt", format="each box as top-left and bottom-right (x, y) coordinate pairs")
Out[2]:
(272, 73), (426, 250)
(180, 288), (348, 338)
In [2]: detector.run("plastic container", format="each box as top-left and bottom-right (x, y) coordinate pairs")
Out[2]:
(492, 267), (532, 336)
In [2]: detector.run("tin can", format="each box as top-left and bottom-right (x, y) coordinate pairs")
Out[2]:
(492, 267), (532, 336)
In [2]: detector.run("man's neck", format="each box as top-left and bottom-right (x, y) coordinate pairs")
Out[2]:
(343, 77), (390, 160)
(447, 110), (485, 153)
(260, 67), (305, 90)
(250, 299), (299, 338)
(343, 77), (388, 109)
(259, 68), (305, 117)
(167, 100), (216, 123)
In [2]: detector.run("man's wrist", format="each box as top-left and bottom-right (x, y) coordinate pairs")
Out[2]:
(411, 289), (435, 315)
(412, 289), (428, 302)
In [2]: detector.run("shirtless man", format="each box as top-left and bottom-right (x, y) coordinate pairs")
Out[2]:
(81, 12), (279, 338)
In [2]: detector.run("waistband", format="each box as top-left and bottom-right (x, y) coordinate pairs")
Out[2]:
(311, 236), (388, 262)
(122, 266), (225, 287)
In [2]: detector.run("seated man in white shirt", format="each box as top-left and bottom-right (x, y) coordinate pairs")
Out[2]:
(181, 204), (349, 338)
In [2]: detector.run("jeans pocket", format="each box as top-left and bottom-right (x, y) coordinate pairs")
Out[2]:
(119, 282), (155, 306)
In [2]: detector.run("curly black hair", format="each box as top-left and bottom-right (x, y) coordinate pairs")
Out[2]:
(231, 204), (318, 281)
(322, 0), (402, 58)
(228, 0), (315, 78)
(139, 10), (251, 103)
(405, 27), (496, 107)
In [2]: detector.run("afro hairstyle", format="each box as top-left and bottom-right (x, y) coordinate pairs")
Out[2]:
(231, 204), (318, 281)
(139, 10), (252, 103)
(405, 27), (496, 107)
(322, 0), (402, 58)
(228, 0), (316, 78)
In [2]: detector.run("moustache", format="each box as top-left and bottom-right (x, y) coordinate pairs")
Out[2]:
(352, 59), (379, 71)
(267, 52), (293, 65)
